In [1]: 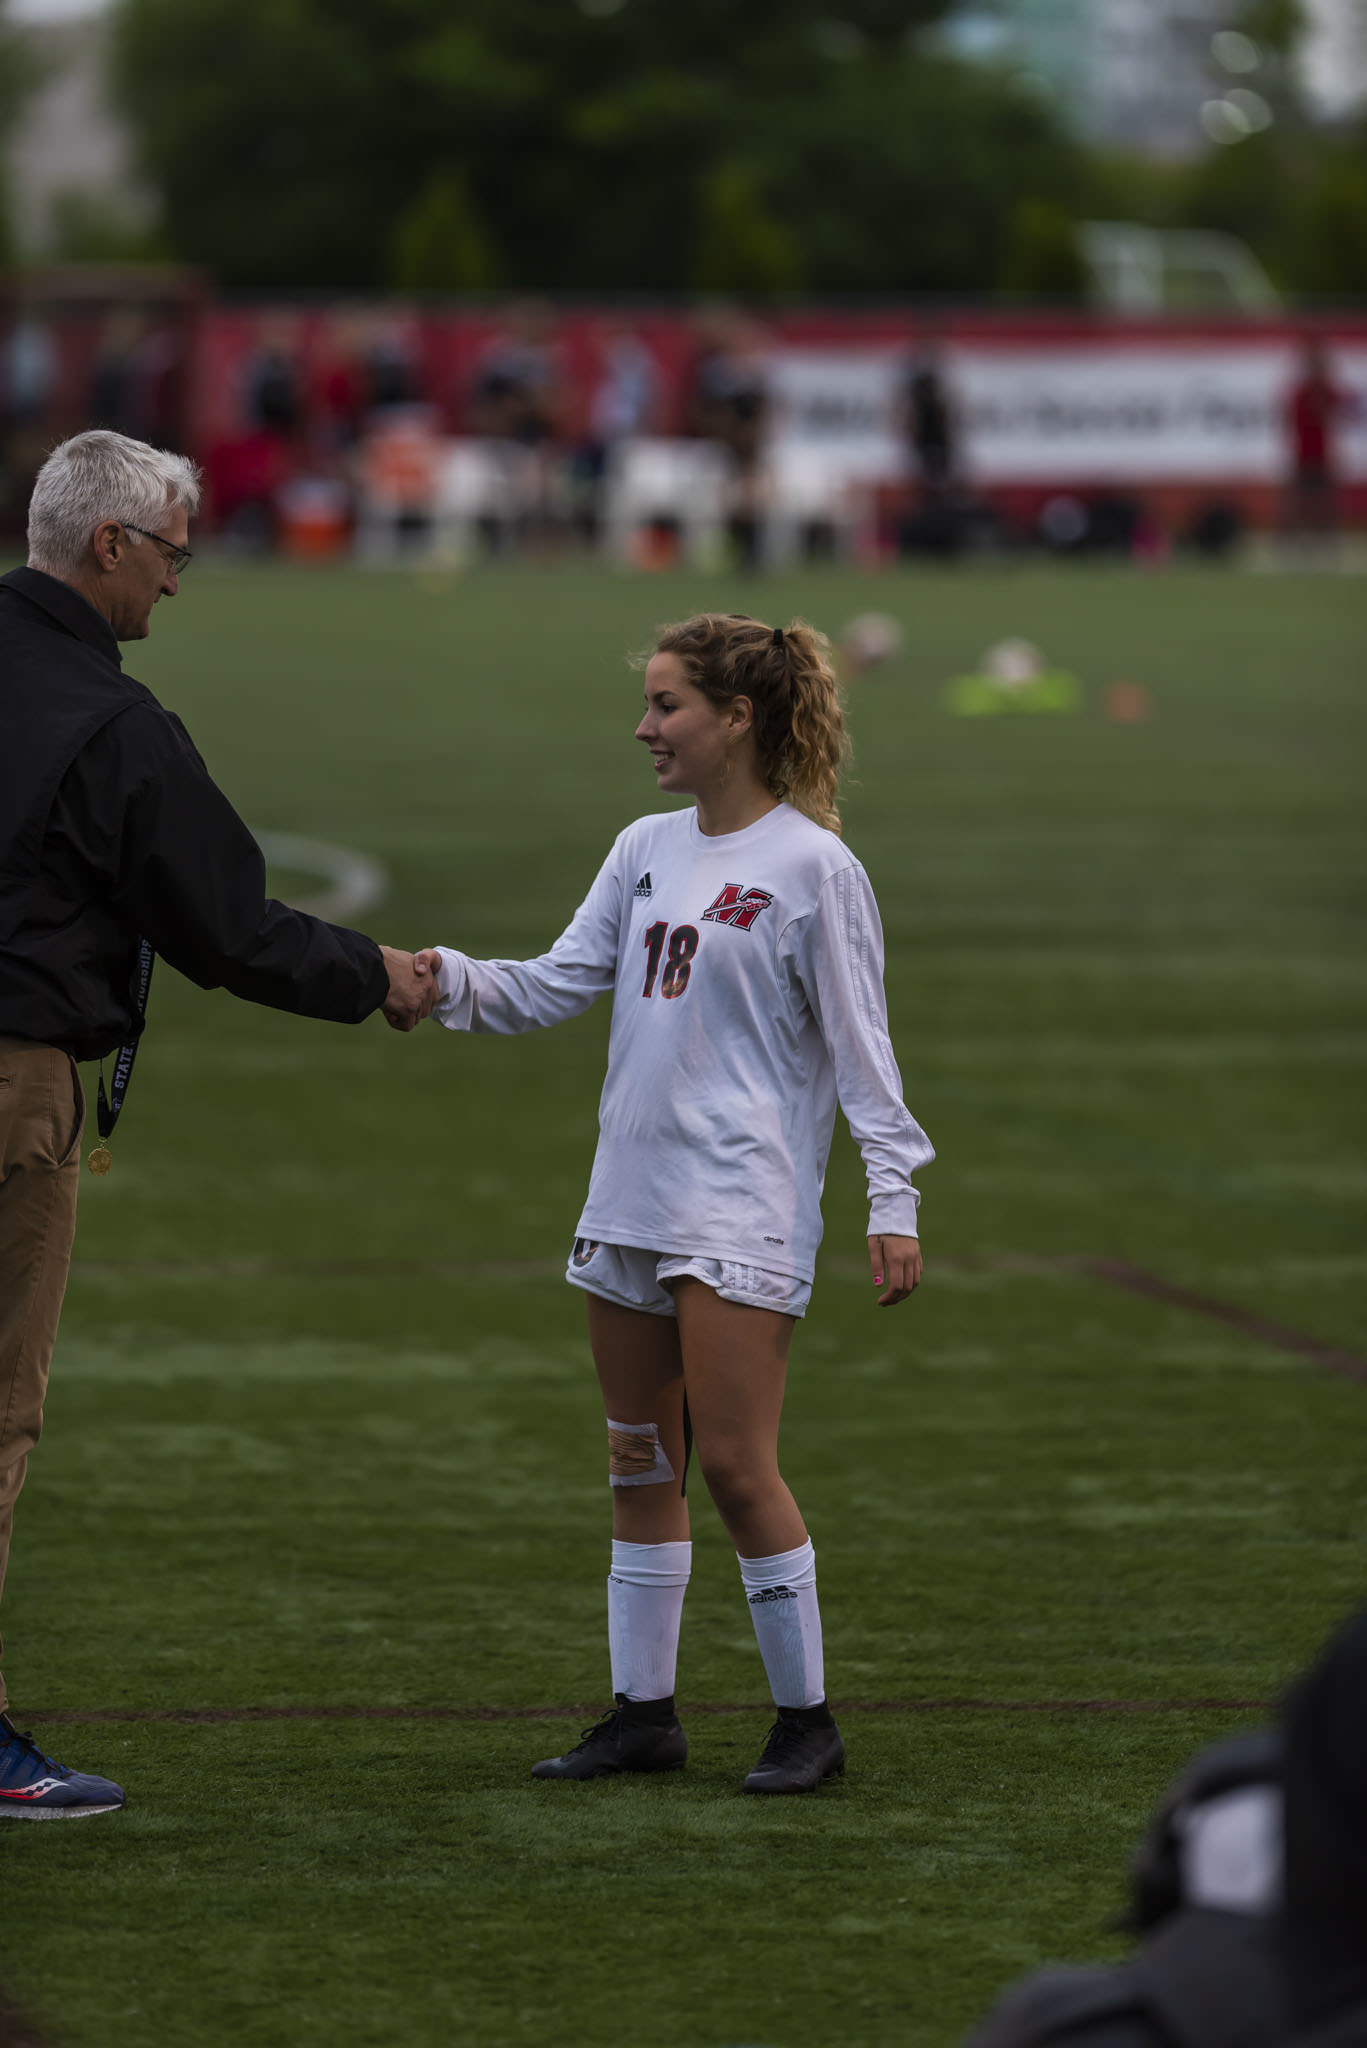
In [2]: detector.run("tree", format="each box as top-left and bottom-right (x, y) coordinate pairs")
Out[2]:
(390, 167), (499, 291)
(0, 1), (50, 266)
(1288, 134), (1367, 298)
(693, 164), (804, 294)
(108, 0), (1094, 295)
(998, 198), (1089, 299)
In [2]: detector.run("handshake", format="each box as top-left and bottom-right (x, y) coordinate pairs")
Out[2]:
(378, 945), (444, 1032)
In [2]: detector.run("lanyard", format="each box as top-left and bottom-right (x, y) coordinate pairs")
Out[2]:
(88, 939), (155, 1175)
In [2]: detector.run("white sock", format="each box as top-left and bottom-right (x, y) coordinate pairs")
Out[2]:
(738, 1539), (825, 1709)
(607, 1539), (692, 1702)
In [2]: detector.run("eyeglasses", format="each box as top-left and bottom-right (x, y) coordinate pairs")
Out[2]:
(122, 523), (193, 574)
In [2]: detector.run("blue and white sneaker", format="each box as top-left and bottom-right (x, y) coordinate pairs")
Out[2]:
(0, 1713), (126, 1819)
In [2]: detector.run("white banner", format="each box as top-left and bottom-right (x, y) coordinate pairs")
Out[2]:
(764, 349), (907, 480)
(765, 343), (1367, 486)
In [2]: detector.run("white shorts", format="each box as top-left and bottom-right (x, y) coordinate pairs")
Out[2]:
(565, 1238), (810, 1319)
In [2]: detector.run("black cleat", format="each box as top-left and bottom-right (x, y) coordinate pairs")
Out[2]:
(742, 1705), (845, 1794)
(531, 1695), (687, 1781)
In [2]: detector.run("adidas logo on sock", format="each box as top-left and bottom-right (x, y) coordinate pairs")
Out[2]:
(748, 1586), (798, 1605)
(633, 872), (653, 898)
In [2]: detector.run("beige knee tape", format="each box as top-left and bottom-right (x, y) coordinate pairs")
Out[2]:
(607, 1419), (676, 1489)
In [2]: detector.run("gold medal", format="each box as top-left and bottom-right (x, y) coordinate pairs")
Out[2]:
(87, 1144), (113, 1176)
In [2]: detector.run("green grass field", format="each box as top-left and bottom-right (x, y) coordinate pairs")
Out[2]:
(2, 561), (1364, 2048)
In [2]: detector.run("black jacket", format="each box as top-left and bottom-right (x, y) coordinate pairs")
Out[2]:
(0, 566), (388, 1060)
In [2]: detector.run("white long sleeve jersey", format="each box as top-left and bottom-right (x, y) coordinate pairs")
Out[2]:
(432, 802), (933, 1283)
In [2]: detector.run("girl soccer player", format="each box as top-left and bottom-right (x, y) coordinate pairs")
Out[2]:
(418, 612), (932, 1793)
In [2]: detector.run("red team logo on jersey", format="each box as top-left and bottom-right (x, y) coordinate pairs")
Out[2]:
(701, 884), (774, 931)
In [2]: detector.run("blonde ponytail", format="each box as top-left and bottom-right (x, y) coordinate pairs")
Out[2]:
(773, 618), (850, 834)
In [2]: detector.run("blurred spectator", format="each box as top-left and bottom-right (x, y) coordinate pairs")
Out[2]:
(361, 312), (425, 417)
(1, 311), (60, 538)
(686, 307), (769, 565)
(468, 300), (566, 548)
(311, 311), (369, 450)
(1286, 339), (1352, 539)
(85, 311), (184, 448)
(207, 430), (295, 555)
(87, 311), (147, 436)
(4, 313), (58, 433)
(242, 315), (304, 437)
(901, 346), (967, 555)
(470, 299), (563, 446)
(574, 324), (663, 542)
(128, 323), (184, 449)
(906, 348), (957, 498)
(213, 315), (308, 554)
(688, 306), (768, 467)
(354, 406), (444, 560)
(590, 325), (661, 449)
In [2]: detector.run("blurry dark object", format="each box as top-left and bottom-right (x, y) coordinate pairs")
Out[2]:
(87, 312), (182, 446)
(907, 356), (955, 493)
(1185, 501), (1244, 559)
(689, 308), (768, 469)
(687, 308), (769, 568)
(900, 493), (968, 557)
(1281, 1609), (1367, 2035)
(894, 483), (1008, 560)
(470, 300), (561, 445)
(243, 318), (302, 436)
(1088, 493), (1140, 555)
(903, 348), (966, 557)
(363, 314), (423, 415)
(960, 1608), (1367, 2048)
(88, 310), (145, 435)
(1036, 492), (1154, 560)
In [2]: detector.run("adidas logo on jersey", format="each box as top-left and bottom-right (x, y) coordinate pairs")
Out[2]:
(633, 872), (653, 898)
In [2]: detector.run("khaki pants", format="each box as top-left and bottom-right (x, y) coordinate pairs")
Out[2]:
(0, 1036), (83, 1715)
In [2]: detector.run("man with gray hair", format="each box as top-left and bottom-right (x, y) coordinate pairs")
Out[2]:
(0, 429), (434, 1818)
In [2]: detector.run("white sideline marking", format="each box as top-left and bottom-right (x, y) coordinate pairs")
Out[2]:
(254, 831), (389, 923)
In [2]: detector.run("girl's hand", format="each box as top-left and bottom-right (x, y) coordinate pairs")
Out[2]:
(868, 1234), (922, 1307)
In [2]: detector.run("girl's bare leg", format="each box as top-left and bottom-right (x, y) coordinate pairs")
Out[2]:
(530, 1297), (691, 1773)
(670, 1278), (806, 1558)
(584, 1294), (690, 1544)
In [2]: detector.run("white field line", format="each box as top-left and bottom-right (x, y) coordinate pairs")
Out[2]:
(255, 830), (388, 924)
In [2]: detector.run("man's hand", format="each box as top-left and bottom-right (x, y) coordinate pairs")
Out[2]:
(379, 946), (437, 1032)
(868, 1234), (922, 1307)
